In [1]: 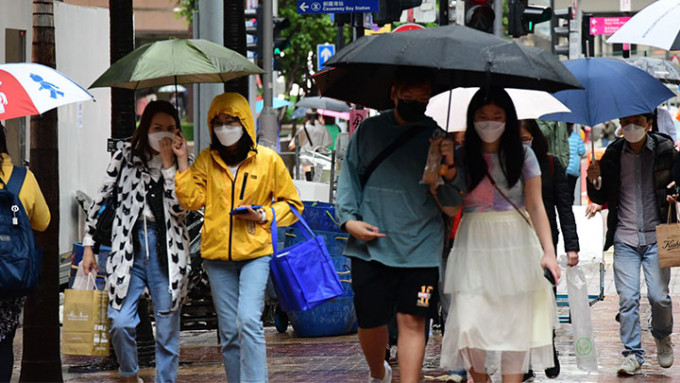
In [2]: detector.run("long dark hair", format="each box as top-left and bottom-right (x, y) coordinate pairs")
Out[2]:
(463, 87), (524, 190)
(0, 122), (7, 175)
(520, 119), (549, 164)
(131, 100), (180, 167)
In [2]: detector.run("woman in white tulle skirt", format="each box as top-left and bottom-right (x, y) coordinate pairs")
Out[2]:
(440, 87), (560, 383)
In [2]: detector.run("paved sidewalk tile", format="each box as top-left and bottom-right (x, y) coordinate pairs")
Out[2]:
(10, 255), (680, 382)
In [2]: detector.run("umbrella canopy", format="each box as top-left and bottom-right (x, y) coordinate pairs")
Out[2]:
(296, 96), (350, 112)
(318, 109), (350, 120)
(255, 98), (291, 113)
(313, 24), (582, 110)
(540, 58), (676, 127)
(291, 107), (306, 119)
(90, 39), (264, 89)
(607, 0), (680, 51)
(158, 84), (187, 93)
(624, 57), (680, 85)
(0, 63), (94, 121)
(426, 88), (571, 132)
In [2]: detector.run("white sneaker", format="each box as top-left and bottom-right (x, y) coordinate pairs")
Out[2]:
(617, 355), (641, 375)
(655, 335), (674, 368)
(368, 360), (392, 383)
(388, 345), (398, 364)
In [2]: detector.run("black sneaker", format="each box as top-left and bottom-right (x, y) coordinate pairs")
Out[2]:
(522, 369), (535, 382)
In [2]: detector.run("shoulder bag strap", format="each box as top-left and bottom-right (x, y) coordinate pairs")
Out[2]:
(359, 124), (421, 189)
(270, 203), (314, 256)
(0, 166), (27, 196)
(485, 170), (533, 228)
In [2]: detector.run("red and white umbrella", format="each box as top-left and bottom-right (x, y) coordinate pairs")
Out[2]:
(0, 63), (94, 121)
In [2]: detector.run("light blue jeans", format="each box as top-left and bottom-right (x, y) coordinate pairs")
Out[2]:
(108, 223), (181, 383)
(613, 238), (673, 363)
(204, 256), (271, 383)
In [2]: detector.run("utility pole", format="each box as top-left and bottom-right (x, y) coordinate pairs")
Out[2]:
(224, 0), (249, 98)
(109, 1), (136, 140)
(259, 0), (277, 150)
(21, 1), (62, 380)
(109, 0), (155, 368)
(493, 0), (503, 36)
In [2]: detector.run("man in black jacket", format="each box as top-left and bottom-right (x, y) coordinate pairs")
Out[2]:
(587, 113), (676, 375)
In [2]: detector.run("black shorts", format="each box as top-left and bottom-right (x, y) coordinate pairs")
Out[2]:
(351, 257), (439, 329)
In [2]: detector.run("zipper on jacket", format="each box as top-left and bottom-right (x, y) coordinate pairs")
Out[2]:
(240, 172), (249, 200)
(228, 169), (237, 261)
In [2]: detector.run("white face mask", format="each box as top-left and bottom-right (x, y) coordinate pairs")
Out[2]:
(622, 124), (647, 143)
(474, 120), (506, 143)
(522, 139), (533, 147)
(148, 132), (176, 152)
(214, 125), (244, 147)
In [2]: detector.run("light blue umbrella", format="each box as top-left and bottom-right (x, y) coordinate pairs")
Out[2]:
(541, 58), (676, 126)
(255, 98), (291, 113)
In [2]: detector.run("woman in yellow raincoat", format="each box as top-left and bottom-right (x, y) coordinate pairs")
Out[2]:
(172, 92), (302, 382)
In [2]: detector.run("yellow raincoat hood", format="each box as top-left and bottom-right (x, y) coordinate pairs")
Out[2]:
(176, 93), (303, 262)
(207, 92), (256, 146)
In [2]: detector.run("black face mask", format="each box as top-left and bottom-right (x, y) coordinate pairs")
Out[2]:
(396, 99), (427, 123)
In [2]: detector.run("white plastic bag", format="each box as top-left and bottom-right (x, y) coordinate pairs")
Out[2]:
(72, 261), (97, 290)
(566, 265), (598, 372)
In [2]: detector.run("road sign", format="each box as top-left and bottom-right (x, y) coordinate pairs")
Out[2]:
(671, 54), (680, 66)
(317, 44), (335, 71)
(589, 16), (630, 36)
(392, 23), (425, 33)
(297, 0), (378, 14)
(399, 0), (436, 23)
(620, 0), (631, 12)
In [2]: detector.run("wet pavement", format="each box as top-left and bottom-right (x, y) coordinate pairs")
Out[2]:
(9, 251), (680, 382)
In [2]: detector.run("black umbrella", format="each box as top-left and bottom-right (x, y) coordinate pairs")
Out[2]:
(625, 57), (680, 85)
(296, 96), (351, 112)
(314, 24), (582, 110)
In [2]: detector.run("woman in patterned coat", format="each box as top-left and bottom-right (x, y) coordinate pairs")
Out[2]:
(81, 101), (190, 383)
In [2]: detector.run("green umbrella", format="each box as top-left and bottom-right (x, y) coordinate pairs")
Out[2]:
(90, 38), (263, 90)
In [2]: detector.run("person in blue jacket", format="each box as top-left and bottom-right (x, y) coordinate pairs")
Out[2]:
(566, 123), (586, 203)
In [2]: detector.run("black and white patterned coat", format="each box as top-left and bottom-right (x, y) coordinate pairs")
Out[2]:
(84, 145), (190, 311)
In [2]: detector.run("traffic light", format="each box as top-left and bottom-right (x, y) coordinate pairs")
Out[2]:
(465, 0), (495, 34)
(245, 7), (263, 62)
(372, 0), (423, 26)
(552, 7), (571, 57)
(273, 16), (290, 71)
(508, 0), (552, 38)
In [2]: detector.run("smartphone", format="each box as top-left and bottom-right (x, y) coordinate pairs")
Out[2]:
(230, 205), (263, 215)
(543, 267), (556, 286)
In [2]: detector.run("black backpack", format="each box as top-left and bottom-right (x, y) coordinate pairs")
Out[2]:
(0, 166), (42, 297)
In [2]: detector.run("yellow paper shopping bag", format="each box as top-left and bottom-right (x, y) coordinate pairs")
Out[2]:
(61, 286), (110, 356)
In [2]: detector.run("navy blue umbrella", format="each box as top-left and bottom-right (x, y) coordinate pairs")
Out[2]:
(541, 58), (676, 126)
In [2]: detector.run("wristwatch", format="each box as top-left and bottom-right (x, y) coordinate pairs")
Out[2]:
(257, 208), (267, 223)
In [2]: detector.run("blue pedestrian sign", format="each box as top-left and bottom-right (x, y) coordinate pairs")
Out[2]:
(317, 44), (336, 71)
(298, 0), (379, 14)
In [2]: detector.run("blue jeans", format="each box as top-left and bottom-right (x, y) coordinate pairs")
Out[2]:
(613, 238), (673, 363)
(204, 256), (271, 383)
(108, 223), (181, 383)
